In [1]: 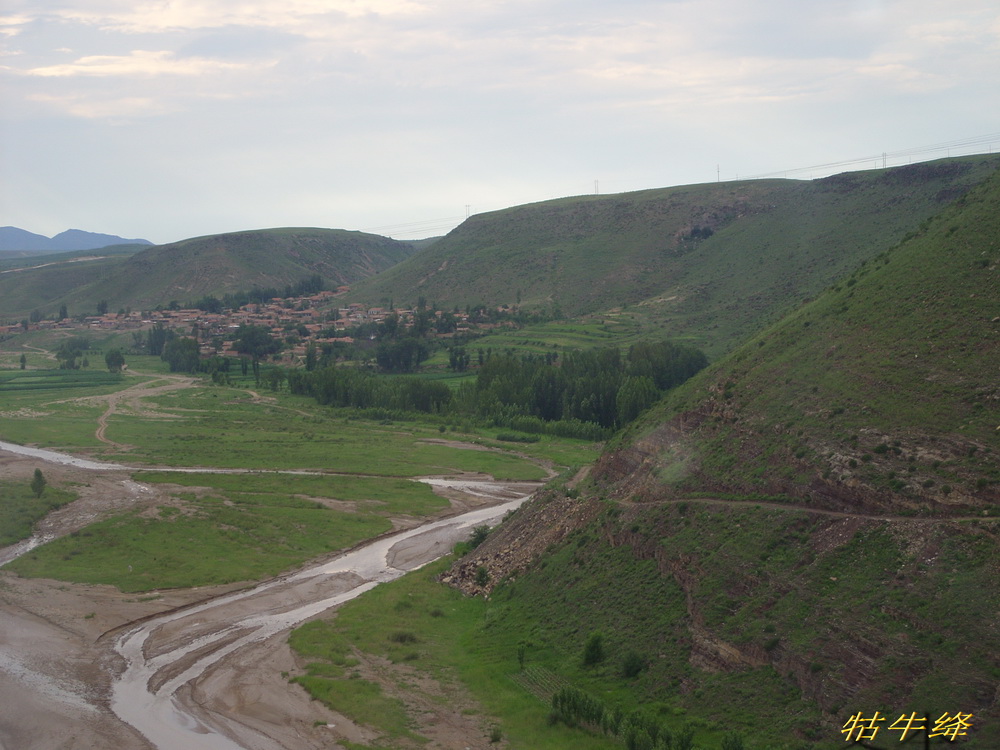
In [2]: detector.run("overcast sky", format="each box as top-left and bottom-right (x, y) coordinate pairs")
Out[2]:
(2, 1), (999, 244)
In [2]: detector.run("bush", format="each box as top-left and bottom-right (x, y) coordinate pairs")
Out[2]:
(582, 631), (604, 667)
(496, 432), (540, 443)
(475, 566), (490, 587)
(622, 650), (646, 678)
(469, 525), (490, 549)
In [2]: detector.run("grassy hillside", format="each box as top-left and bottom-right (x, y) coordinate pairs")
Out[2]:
(0, 227), (416, 318)
(0, 244), (143, 271)
(596, 163), (1000, 514)
(352, 156), (1000, 358)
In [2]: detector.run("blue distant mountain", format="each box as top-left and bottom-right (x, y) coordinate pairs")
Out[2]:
(0, 226), (153, 254)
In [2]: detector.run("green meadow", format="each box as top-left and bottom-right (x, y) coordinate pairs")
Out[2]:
(5, 487), (389, 592)
(0, 349), (593, 591)
(0, 480), (77, 547)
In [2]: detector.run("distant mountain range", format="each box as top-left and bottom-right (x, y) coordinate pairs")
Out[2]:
(0, 227), (153, 255)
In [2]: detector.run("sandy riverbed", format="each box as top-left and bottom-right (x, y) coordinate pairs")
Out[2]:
(0, 447), (539, 750)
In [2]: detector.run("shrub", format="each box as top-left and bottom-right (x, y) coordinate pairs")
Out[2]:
(469, 525), (490, 549)
(475, 566), (490, 587)
(622, 651), (646, 678)
(582, 631), (605, 667)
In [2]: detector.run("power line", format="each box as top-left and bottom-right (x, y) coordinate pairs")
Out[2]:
(361, 215), (466, 237)
(743, 132), (1000, 180)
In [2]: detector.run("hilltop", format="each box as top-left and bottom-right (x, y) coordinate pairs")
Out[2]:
(351, 155), (1000, 357)
(0, 227), (416, 319)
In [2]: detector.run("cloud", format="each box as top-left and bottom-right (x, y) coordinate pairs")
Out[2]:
(0, 14), (31, 39)
(24, 49), (264, 77)
(53, 0), (426, 35)
(28, 93), (173, 119)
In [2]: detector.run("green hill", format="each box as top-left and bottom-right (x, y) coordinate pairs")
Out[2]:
(445, 167), (1000, 746)
(0, 227), (416, 318)
(596, 164), (1000, 514)
(352, 155), (1000, 358)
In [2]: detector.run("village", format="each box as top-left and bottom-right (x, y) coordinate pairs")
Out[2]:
(2, 288), (517, 366)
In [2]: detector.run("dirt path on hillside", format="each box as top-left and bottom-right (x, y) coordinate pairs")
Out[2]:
(621, 495), (997, 524)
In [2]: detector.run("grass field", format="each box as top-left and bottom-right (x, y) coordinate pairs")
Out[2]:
(106, 389), (550, 479)
(0, 480), (77, 547)
(133, 471), (450, 517)
(5, 481), (392, 592)
(0, 351), (596, 591)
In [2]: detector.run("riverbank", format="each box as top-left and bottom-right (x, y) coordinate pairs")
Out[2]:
(0, 443), (539, 750)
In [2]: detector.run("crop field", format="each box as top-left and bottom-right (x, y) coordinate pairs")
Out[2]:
(465, 316), (645, 357)
(0, 369), (124, 391)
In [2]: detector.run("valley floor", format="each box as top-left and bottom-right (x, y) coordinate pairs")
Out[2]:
(0, 446), (541, 750)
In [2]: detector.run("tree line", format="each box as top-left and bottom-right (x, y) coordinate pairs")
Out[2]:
(286, 339), (707, 437)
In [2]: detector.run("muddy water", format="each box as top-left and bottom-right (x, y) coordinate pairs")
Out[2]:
(0, 440), (538, 748)
(109, 483), (534, 750)
(0, 439), (128, 470)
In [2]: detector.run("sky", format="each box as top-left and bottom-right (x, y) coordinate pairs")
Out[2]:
(2, 0), (999, 244)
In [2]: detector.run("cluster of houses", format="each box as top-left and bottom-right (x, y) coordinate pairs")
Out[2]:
(7, 289), (512, 364)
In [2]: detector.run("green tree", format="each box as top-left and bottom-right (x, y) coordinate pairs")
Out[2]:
(58, 304), (68, 321)
(582, 631), (604, 667)
(233, 324), (280, 366)
(161, 337), (199, 372)
(56, 336), (89, 370)
(97, 300), (109, 315)
(30, 468), (46, 498)
(616, 375), (659, 426)
(147, 322), (172, 355)
(674, 723), (696, 750)
(19, 353), (26, 370)
(105, 348), (125, 373)
(375, 337), (428, 373)
(621, 650), (646, 678)
(448, 346), (470, 372)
